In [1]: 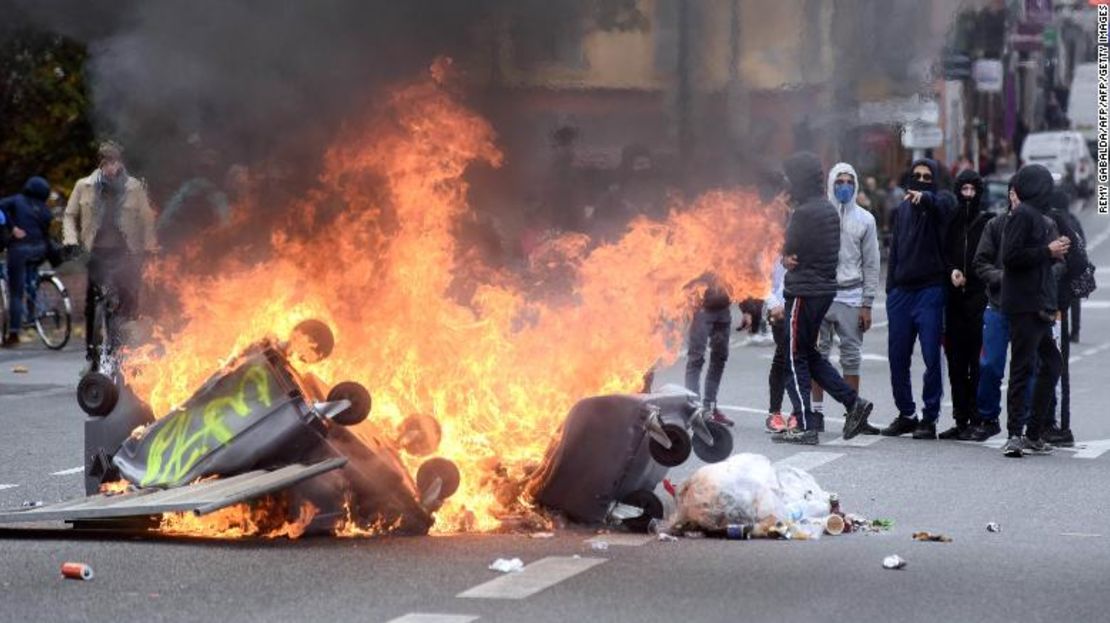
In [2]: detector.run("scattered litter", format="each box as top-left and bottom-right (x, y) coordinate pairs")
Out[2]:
(657, 533), (678, 542)
(61, 562), (94, 581)
(986, 522), (1002, 533)
(823, 514), (845, 536)
(871, 518), (895, 530)
(11, 366), (29, 374)
(662, 478), (677, 499)
(529, 532), (554, 539)
(590, 541), (609, 551)
(20, 500), (43, 508)
(912, 531), (952, 543)
(488, 558), (524, 573)
(882, 555), (907, 570)
(683, 530), (705, 539)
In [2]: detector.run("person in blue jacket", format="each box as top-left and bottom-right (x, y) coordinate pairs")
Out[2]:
(0, 177), (54, 347)
(880, 159), (957, 439)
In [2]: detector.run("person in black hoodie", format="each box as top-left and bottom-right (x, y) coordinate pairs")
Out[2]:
(1043, 189), (1091, 447)
(0, 176), (54, 347)
(881, 159), (957, 439)
(939, 169), (992, 439)
(773, 152), (874, 445)
(999, 164), (1069, 458)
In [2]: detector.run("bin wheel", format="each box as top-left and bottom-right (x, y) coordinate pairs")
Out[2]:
(289, 319), (335, 363)
(77, 372), (118, 417)
(620, 489), (663, 533)
(417, 457), (460, 506)
(327, 381), (372, 426)
(398, 414), (442, 456)
(649, 423), (691, 467)
(692, 421), (733, 463)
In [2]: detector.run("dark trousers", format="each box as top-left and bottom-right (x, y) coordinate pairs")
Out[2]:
(1006, 312), (1061, 440)
(85, 251), (141, 363)
(685, 307), (731, 404)
(944, 304), (984, 426)
(768, 318), (800, 415)
(1070, 299), (1081, 342)
(5, 242), (46, 335)
(782, 295), (858, 431)
(887, 285), (945, 422)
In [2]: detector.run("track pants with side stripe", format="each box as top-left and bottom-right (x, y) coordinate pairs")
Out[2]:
(782, 294), (859, 431)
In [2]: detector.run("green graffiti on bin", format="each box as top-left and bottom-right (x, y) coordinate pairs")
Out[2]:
(141, 364), (273, 487)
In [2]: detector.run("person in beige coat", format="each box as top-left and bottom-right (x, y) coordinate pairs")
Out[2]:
(63, 141), (158, 367)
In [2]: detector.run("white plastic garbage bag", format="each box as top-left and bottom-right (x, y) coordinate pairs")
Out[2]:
(669, 453), (831, 534)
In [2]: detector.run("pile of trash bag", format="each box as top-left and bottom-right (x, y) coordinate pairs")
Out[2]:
(667, 453), (835, 539)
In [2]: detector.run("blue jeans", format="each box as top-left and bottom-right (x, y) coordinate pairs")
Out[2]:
(976, 307), (1009, 422)
(5, 242), (46, 335)
(887, 285), (945, 422)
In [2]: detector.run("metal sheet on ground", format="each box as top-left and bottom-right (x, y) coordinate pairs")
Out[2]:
(0, 458), (346, 524)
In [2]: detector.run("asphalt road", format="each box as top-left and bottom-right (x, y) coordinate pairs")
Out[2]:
(1, 200), (1110, 623)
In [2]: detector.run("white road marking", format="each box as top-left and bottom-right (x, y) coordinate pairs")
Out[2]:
(1072, 439), (1110, 459)
(716, 404), (765, 415)
(1060, 532), (1102, 538)
(772, 451), (845, 471)
(585, 534), (654, 547)
(825, 435), (883, 447)
(385, 615), (479, 623)
(1080, 301), (1110, 309)
(0, 387), (72, 402)
(0, 484), (18, 491)
(457, 556), (606, 600)
(51, 466), (83, 476)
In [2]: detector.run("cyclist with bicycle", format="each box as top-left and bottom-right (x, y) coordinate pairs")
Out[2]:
(1, 176), (54, 347)
(63, 141), (158, 366)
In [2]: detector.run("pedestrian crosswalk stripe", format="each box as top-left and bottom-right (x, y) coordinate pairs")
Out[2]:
(385, 615), (479, 623)
(0, 484), (18, 491)
(825, 435), (882, 447)
(457, 556), (606, 600)
(772, 452), (845, 471)
(51, 467), (83, 476)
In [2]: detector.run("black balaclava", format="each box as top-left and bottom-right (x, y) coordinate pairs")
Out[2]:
(906, 158), (939, 193)
(782, 151), (824, 203)
(954, 169), (983, 214)
(1012, 164), (1055, 213)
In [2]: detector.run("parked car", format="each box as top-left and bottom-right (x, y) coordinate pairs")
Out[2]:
(1020, 131), (1095, 197)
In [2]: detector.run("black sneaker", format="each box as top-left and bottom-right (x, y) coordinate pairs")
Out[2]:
(842, 398), (874, 440)
(860, 422), (881, 435)
(881, 416), (919, 437)
(1023, 436), (1055, 455)
(968, 420), (1002, 442)
(771, 428), (819, 445)
(1001, 435), (1024, 458)
(912, 422), (937, 440)
(956, 423), (981, 441)
(938, 424), (967, 440)
(1042, 427), (1075, 448)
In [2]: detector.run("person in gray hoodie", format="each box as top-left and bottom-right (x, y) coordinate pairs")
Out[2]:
(812, 162), (881, 434)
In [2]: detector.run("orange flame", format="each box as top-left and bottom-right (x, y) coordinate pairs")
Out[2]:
(122, 61), (785, 534)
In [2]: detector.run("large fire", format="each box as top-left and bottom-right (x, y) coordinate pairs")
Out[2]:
(122, 61), (785, 535)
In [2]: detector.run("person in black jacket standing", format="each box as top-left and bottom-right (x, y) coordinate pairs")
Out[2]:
(773, 152), (874, 445)
(939, 169), (992, 439)
(1000, 165), (1070, 458)
(881, 159), (957, 440)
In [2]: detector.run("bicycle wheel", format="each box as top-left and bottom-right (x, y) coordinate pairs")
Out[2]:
(33, 274), (72, 350)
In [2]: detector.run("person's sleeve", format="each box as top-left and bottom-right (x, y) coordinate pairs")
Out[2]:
(886, 207), (898, 293)
(973, 219), (1002, 287)
(861, 215), (880, 306)
(62, 183), (81, 246)
(137, 185), (159, 252)
(1002, 210), (1049, 269)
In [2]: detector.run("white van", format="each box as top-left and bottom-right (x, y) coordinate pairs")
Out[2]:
(1020, 130), (1095, 197)
(1069, 63), (1096, 148)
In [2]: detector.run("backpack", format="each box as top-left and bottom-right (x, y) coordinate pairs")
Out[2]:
(1069, 232), (1097, 299)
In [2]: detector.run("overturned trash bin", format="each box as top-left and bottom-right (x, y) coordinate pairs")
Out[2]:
(0, 320), (458, 536)
(528, 388), (730, 533)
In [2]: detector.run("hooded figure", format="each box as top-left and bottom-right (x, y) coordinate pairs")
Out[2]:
(1, 176), (55, 346)
(939, 169), (993, 439)
(782, 152), (840, 299)
(880, 158), (957, 440)
(774, 152), (873, 444)
(998, 163), (1065, 455)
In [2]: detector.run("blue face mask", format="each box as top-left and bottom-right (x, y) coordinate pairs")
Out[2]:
(834, 181), (855, 205)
